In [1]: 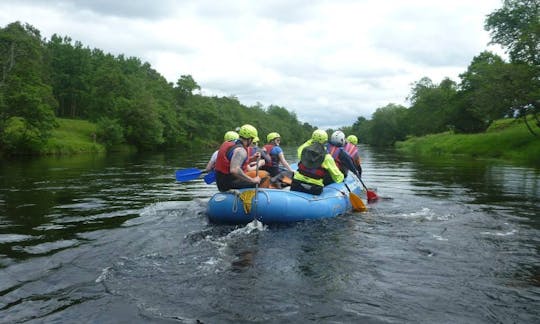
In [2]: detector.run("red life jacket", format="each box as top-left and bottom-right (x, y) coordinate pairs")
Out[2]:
(344, 142), (361, 166)
(298, 162), (326, 179)
(327, 144), (343, 169)
(298, 144), (326, 179)
(247, 146), (255, 157)
(263, 144), (280, 167)
(215, 140), (247, 174)
(344, 142), (358, 159)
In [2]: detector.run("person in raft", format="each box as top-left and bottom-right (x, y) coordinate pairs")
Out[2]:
(203, 130), (239, 173)
(323, 130), (361, 185)
(261, 132), (294, 177)
(290, 129), (344, 195)
(245, 136), (269, 172)
(345, 135), (362, 177)
(215, 124), (271, 192)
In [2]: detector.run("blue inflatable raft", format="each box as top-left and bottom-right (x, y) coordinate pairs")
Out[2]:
(206, 173), (364, 224)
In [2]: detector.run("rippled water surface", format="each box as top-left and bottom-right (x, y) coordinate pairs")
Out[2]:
(0, 147), (539, 323)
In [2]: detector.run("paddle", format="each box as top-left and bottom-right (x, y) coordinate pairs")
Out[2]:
(344, 182), (367, 212)
(175, 168), (206, 182)
(358, 177), (378, 203)
(349, 171), (378, 203)
(203, 170), (216, 184)
(252, 155), (261, 221)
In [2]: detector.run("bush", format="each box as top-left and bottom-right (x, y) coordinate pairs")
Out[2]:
(96, 117), (124, 148)
(2, 117), (44, 154)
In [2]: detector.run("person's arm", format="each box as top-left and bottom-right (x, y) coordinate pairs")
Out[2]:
(355, 156), (362, 177)
(261, 149), (271, 164)
(204, 150), (218, 172)
(231, 148), (260, 184)
(278, 152), (293, 172)
(339, 149), (357, 174)
(322, 154), (344, 183)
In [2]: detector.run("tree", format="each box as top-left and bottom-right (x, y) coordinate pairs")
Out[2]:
(406, 77), (457, 136)
(368, 104), (408, 146)
(458, 51), (537, 130)
(175, 74), (200, 106)
(485, 0), (540, 66)
(47, 34), (92, 118)
(0, 22), (57, 153)
(485, 0), (540, 133)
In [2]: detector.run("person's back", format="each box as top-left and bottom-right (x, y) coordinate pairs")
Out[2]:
(204, 131), (239, 172)
(291, 130), (343, 195)
(324, 131), (358, 185)
(215, 125), (265, 192)
(261, 132), (293, 177)
(345, 134), (362, 175)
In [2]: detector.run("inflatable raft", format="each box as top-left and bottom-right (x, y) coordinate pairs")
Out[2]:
(206, 173), (364, 224)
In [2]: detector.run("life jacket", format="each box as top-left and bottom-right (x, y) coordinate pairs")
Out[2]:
(344, 142), (358, 158)
(297, 143), (326, 179)
(215, 140), (247, 174)
(327, 144), (343, 169)
(248, 146), (256, 157)
(263, 144), (280, 167)
(344, 142), (361, 166)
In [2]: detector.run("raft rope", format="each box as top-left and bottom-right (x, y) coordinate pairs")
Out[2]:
(227, 189), (270, 214)
(226, 187), (351, 215)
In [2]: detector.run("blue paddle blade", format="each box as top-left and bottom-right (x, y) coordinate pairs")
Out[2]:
(175, 168), (203, 182)
(203, 170), (216, 184)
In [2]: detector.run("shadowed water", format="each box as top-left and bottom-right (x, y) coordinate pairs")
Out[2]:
(0, 147), (539, 323)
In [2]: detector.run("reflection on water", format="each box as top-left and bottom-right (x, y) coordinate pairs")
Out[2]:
(0, 147), (539, 323)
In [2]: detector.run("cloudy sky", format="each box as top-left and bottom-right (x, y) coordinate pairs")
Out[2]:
(1, 0), (505, 129)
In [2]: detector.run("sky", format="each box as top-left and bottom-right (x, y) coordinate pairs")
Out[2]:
(1, 0), (506, 129)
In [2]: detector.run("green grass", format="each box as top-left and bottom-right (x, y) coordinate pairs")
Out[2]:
(395, 116), (540, 166)
(40, 118), (106, 155)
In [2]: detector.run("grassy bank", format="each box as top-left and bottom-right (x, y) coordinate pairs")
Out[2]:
(395, 116), (540, 166)
(40, 118), (106, 155)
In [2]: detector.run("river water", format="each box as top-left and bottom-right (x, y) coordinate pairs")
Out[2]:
(0, 147), (539, 323)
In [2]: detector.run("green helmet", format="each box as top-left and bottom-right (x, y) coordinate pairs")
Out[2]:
(267, 132), (280, 142)
(311, 129), (328, 144)
(224, 131), (239, 141)
(253, 136), (260, 144)
(238, 124), (258, 139)
(347, 135), (358, 145)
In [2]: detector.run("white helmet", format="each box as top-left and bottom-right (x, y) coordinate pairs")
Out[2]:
(330, 130), (345, 147)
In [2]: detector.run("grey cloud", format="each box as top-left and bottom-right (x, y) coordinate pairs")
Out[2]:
(18, 0), (177, 19)
(371, 6), (487, 68)
(190, 0), (319, 22)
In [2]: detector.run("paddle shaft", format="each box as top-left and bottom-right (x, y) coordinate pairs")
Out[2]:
(252, 155), (261, 221)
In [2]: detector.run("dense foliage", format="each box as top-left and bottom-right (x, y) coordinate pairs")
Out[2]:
(0, 0), (538, 154)
(0, 23), (315, 154)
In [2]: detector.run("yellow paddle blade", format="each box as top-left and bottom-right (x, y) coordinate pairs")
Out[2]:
(349, 192), (367, 212)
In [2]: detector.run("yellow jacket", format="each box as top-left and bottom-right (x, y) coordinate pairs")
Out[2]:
(294, 143), (344, 186)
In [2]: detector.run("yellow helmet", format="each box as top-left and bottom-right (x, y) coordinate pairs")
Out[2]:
(311, 129), (328, 144)
(347, 135), (358, 145)
(224, 131), (239, 141)
(267, 132), (280, 142)
(253, 136), (260, 144)
(238, 124), (258, 139)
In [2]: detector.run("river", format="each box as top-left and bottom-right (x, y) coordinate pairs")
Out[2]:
(0, 147), (539, 323)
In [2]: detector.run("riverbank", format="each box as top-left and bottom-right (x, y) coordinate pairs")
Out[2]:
(38, 118), (106, 155)
(395, 116), (540, 166)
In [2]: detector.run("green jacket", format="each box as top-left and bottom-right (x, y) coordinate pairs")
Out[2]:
(294, 142), (344, 186)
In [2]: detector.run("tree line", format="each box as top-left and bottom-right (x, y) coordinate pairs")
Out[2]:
(0, 22), (315, 154)
(0, 0), (538, 154)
